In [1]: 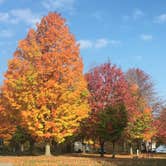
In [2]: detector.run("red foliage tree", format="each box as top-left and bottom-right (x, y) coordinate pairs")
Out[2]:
(125, 68), (163, 113)
(155, 108), (166, 143)
(125, 69), (156, 154)
(82, 63), (136, 157)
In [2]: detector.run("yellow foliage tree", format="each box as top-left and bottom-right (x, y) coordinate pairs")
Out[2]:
(1, 12), (89, 155)
(0, 90), (16, 142)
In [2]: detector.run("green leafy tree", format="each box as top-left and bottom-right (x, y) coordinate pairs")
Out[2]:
(10, 126), (30, 153)
(97, 104), (127, 158)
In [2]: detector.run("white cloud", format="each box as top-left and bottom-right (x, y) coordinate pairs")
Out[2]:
(135, 55), (143, 61)
(109, 40), (121, 46)
(78, 38), (121, 49)
(122, 9), (144, 21)
(0, 9), (40, 27)
(154, 14), (166, 23)
(95, 38), (109, 48)
(10, 9), (40, 26)
(42, 0), (75, 12)
(0, 12), (9, 22)
(0, 29), (14, 38)
(133, 9), (144, 20)
(77, 40), (93, 49)
(140, 34), (153, 41)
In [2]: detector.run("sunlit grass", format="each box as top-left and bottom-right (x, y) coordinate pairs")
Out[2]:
(0, 154), (166, 166)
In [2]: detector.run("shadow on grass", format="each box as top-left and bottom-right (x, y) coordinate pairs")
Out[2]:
(61, 153), (166, 166)
(0, 151), (44, 156)
(0, 152), (166, 166)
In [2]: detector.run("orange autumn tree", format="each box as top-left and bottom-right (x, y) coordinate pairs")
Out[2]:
(2, 12), (89, 155)
(0, 89), (16, 142)
(125, 71), (155, 154)
(154, 108), (166, 144)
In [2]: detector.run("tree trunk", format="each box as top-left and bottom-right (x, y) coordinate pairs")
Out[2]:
(123, 141), (127, 153)
(130, 144), (133, 155)
(136, 140), (140, 157)
(45, 142), (51, 156)
(136, 149), (139, 157)
(82, 144), (86, 153)
(29, 140), (34, 154)
(92, 139), (96, 153)
(52, 140), (58, 154)
(99, 139), (105, 157)
(81, 138), (86, 153)
(13, 147), (16, 153)
(21, 143), (24, 153)
(66, 141), (72, 153)
(112, 141), (116, 158)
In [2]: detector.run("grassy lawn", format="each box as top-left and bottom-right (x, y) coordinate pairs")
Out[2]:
(0, 154), (165, 166)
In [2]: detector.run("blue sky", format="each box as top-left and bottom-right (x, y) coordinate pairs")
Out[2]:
(0, 0), (166, 99)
